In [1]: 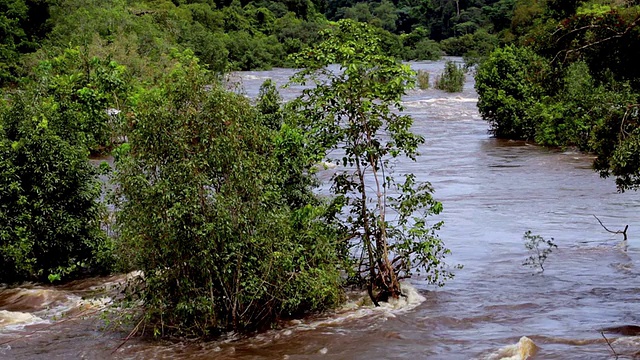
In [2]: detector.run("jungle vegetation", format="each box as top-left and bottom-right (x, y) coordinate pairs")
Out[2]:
(1, 0), (519, 88)
(0, 16), (456, 338)
(475, 0), (640, 191)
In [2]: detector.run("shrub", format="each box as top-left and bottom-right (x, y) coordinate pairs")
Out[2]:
(405, 39), (442, 61)
(435, 61), (465, 92)
(224, 31), (284, 70)
(0, 95), (111, 283)
(114, 51), (343, 337)
(523, 231), (557, 273)
(402, 27), (442, 61)
(475, 45), (549, 139)
(440, 29), (498, 57)
(28, 48), (131, 153)
(416, 70), (430, 89)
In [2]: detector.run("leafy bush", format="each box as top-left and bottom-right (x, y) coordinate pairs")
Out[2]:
(440, 29), (498, 57)
(27, 48), (131, 153)
(475, 45), (549, 139)
(405, 39), (442, 61)
(416, 70), (430, 90)
(435, 61), (465, 92)
(0, 95), (111, 283)
(224, 31), (284, 70)
(114, 51), (343, 337)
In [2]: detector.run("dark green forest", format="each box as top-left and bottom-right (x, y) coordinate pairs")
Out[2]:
(1, 0), (517, 86)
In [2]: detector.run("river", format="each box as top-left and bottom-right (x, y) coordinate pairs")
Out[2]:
(2, 59), (640, 359)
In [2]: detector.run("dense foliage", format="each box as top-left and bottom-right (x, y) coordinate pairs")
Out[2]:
(0, 0), (525, 87)
(26, 48), (131, 153)
(476, 1), (640, 191)
(0, 43), (131, 284)
(475, 45), (548, 138)
(113, 51), (344, 337)
(0, 0), (50, 86)
(0, 93), (111, 283)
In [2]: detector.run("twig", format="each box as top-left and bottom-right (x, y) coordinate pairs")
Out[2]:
(601, 331), (619, 359)
(593, 215), (628, 241)
(552, 14), (640, 64)
(112, 317), (144, 354)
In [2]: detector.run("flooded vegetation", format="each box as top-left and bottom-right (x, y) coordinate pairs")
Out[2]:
(2, 61), (640, 359)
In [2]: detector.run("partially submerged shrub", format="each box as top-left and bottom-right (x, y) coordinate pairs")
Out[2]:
(523, 231), (557, 273)
(114, 51), (343, 337)
(0, 95), (111, 283)
(416, 70), (430, 90)
(475, 46), (549, 139)
(435, 61), (465, 92)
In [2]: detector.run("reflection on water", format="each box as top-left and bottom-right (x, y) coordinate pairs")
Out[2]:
(2, 59), (640, 359)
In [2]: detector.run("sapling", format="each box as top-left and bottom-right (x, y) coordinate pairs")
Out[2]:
(523, 231), (557, 273)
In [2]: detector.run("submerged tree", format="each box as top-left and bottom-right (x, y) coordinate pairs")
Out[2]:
(434, 60), (465, 93)
(289, 20), (455, 305)
(114, 50), (343, 337)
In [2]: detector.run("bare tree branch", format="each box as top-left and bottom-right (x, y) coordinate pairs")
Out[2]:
(113, 317), (144, 354)
(552, 14), (640, 64)
(593, 215), (628, 241)
(601, 331), (619, 359)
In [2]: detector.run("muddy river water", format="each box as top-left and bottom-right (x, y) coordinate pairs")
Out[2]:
(2, 60), (640, 359)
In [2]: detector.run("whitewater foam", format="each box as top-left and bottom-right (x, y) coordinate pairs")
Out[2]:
(0, 310), (46, 330)
(484, 336), (538, 360)
(403, 97), (478, 107)
(292, 282), (426, 331)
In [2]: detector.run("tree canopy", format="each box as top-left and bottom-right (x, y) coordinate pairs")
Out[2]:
(0, 0), (523, 87)
(475, 1), (640, 191)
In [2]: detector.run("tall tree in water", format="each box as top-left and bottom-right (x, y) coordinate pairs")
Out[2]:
(290, 20), (455, 304)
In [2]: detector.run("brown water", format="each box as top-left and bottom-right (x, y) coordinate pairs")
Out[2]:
(2, 59), (640, 359)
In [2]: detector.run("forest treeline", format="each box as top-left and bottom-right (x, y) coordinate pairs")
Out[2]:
(1, 0), (519, 86)
(474, 0), (640, 191)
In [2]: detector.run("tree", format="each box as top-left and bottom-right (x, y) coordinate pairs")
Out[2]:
(372, 0), (398, 32)
(290, 20), (454, 305)
(475, 45), (549, 139)
(339, 2), (374, 23)
(114, 50), (343, 337)
(0, 93), (111, 283)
